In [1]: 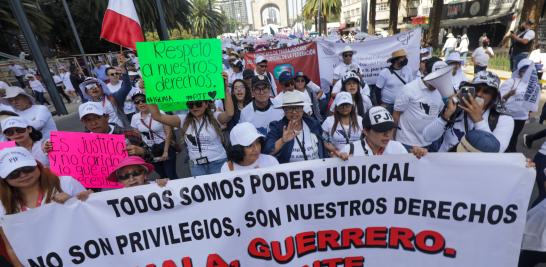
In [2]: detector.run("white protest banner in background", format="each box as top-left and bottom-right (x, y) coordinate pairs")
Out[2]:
(1, 154), (533, 267)
(317, 27), (421, 88)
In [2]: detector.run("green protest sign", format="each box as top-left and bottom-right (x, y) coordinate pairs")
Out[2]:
(136, 39), (224, 108)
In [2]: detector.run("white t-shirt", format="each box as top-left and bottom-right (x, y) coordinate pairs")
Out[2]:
(341, 138), (408, 156)
(321, 115), (363, 151)
(9, 64), (25, 77)
(273, 90), (313, 115)
(0, 176), (85, 217)
(333, 63), (363, 82)
(375, 66), (414, 104)
(178, 113), (227, 162)
(17, 105), (57, 139)
(131, 112), (167, 146)
(52, 75), (63, 86)
(31, 140), (49, 167)
(499, 78), (530, 120)
(341, 140), (408, 157)
(472, 47), (494, 67)
(522, 30), (536, 42)
(290, 123), (320, 162)
(220, 154), (279, 172)
(394, 79), (444, 146)
(451, 69), (467, 91)
(28, 80), (45, 93)
(107, 81), (140, 114)
(239, 102), (283, 136)
(59, 72), (74, 91)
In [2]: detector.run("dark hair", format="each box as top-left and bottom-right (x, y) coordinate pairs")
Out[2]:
(29, 126), (43, 142)
(341, 83), (366, 118)
(105, 67), (115, 76)
(227, 145), (245, 163)
(330, 103), (359, 137)
(231, 79), (252, 107)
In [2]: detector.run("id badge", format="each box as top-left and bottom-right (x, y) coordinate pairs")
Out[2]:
(196, 156), (209, 165)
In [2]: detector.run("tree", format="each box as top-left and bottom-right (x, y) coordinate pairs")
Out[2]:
(427, 0), (443, 48)
(302, 0), (342, 35)
(388, 0), (400, 34)
(368, 0), (376, 35)
(0, 0), (53, 39)
(190, 0), (224, 38)
(520, 0), (545, 47)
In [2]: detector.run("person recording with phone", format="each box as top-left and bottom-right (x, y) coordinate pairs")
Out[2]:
(423, 71), (514, 152)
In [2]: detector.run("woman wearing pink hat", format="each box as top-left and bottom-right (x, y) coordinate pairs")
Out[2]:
(108, 156), (168, 188)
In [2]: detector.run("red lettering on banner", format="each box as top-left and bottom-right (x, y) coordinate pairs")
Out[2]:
(365, 227), (388, 248)
(303, 256), (365, 267)
(205, 254), (240, 267)
(295, 231), (317, 257)
(270, 238), (295, 263)
(388, 227), (415, 251)
(317, 230), (341, 251)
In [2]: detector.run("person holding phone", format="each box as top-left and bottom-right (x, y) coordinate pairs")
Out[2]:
(423, 71), (514, 152)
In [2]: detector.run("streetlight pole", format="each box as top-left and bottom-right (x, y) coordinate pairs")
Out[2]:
(8, 0), (67, 115)
(361, 0), (368, 32)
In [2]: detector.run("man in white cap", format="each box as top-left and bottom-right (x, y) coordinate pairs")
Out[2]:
(332, 45), (362, 88)
(77, 102), (153, 161)
(393, 58), (446, 151)
(105, 66), (140, 121)
(253, 55), (277, 96)
(442, 33), (457, 58)
(2, 86), (57, 139)
(445, 52), (467, 91)
(239, 75), (283, 135)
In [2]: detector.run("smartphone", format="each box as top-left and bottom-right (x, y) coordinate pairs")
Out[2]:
(459, 86), (475, 100)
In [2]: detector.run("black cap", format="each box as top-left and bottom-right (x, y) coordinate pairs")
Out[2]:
(251, 74), (271, 88)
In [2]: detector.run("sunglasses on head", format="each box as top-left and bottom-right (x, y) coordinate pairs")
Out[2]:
(6, 166), (36, 180)
(4, 127), (26, 136)
(117, 169), (145, 181)
(133, 98), (146, 105)
(187, 101), (205, 109)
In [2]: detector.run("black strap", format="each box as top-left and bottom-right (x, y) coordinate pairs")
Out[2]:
(361, 139), (369, 156)
(339, 123), (351, 144)
(463, 113), (469, 133)
(349, 143), (354, 155)
(294, 128), (308, 161)
(266, 72), (275, 96)
(389, 68), (407, 85)
(195, 119), (206, 155)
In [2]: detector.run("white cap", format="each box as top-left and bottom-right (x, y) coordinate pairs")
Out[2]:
(1, 116), (29, 131)
(255, 55), (267, 64)
(78, 102), (105, 119)
(432, 61), (448, 72)
(338, 45), (357, 56)
(2, 86), (35, 104)
(0, 147), (37, 179)
(334, 92), (353, 106)
(276, 91), (311, 108)
(446, 52), (463, 64)
(230, 122), (264, 146)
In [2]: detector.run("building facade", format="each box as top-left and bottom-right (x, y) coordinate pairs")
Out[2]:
(215, 0), (249, 26)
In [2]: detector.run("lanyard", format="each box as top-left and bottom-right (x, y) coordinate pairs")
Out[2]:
(140, 114), (154, 140)
(362, 139), (384, 156)
(20, 191), (44, 212)
(101, 97), (106, 108)
(194, 119), (206, 155)
(294, 127), (308, 161)
(339, 121), (352, 144)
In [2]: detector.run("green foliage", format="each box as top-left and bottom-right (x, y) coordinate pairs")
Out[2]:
(302, 0), (341, 33)
(488, 50), (511, 72)
(0, 0), (53, 39)
(190, 0), (224, 38)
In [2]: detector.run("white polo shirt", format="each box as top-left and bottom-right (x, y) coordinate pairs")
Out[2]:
(375, 66), (414, 104)
(394, 79), (444, 147)
(341, 138), (408, 156)
(239, 101), (283, 136)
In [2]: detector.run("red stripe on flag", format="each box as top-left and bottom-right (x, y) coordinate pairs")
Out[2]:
(100, 9), (144, 50)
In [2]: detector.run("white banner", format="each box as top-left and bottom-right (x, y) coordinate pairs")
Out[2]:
(1, 154), (534, 267)
(317, 28), (422, 88)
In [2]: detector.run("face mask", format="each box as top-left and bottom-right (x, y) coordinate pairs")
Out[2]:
(475, 97), (485, 106)
(400, 58), (408, 67)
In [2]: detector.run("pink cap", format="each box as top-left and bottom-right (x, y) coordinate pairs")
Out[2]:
(107, 156), (154, 182)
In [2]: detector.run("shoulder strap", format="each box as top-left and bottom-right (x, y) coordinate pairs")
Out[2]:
(389, 68), (407, 85)
(349, 143), (354, 155)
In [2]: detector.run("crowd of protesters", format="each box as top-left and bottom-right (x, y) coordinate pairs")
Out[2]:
(0, 20), (545, 266)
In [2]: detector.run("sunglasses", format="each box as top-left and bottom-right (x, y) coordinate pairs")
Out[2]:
(187, 101), (205, 109)
(295, 79), (306, 83)
(6, 166), (36, 180)
(343, 53), (353, 58)
(133, 98), (146, 105)
(4, 127), (26, 136)
(117, 169), (145, 181)
(283, 106), (303, 112)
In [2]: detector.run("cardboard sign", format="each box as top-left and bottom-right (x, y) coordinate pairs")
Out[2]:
(2, 154), (534, 267)
(47, 131), (127, 188)
(136, 39), (225, 107)
(0, 141), (16, 150)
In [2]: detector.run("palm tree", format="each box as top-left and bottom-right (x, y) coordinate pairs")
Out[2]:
(303, 0), (342, 35)
(388, 0), (400, 34)
(427, 0), (443, 48)
(0, 0), (53, 39)
(368, 0), (376, 35)
(191, 0), (224, 38)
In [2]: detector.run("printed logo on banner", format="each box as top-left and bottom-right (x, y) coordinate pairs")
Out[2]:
(397, 30), (415, 45)
(274, 64), (294, 80)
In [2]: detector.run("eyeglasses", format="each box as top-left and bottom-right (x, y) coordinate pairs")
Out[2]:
(3, 127), (26, 136)
(108, 73), (121, 77)
(257, 64), (267, 68)
(283, 106), (303, 113)
(117, 169), (145, 181)
(295, 79), (306, 83)
(343, 53), (353, 58)
(5, 166), (36, 180)
(133, 98), (146, 105)
(252, 86), (269, 92)
(187, 101), (205, 109)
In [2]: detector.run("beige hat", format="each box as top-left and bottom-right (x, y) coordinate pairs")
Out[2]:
(338, 45), (357, 56)
(388, 49), (407, 62)
(275, 91), (311, 108)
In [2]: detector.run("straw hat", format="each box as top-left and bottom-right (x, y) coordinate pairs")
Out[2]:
(388, 49), (407, 62)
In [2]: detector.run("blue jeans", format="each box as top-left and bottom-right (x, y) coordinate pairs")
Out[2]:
(532, 152), (546, 207)
(190, 158), (227, 177)
(34, 91), (46, 105)
(153, 148), (178, 180)
(510, 52), (529, 72)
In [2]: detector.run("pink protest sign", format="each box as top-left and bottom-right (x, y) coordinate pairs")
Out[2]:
(48, 131), (127, 188)
(0, 141), (16, 150)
